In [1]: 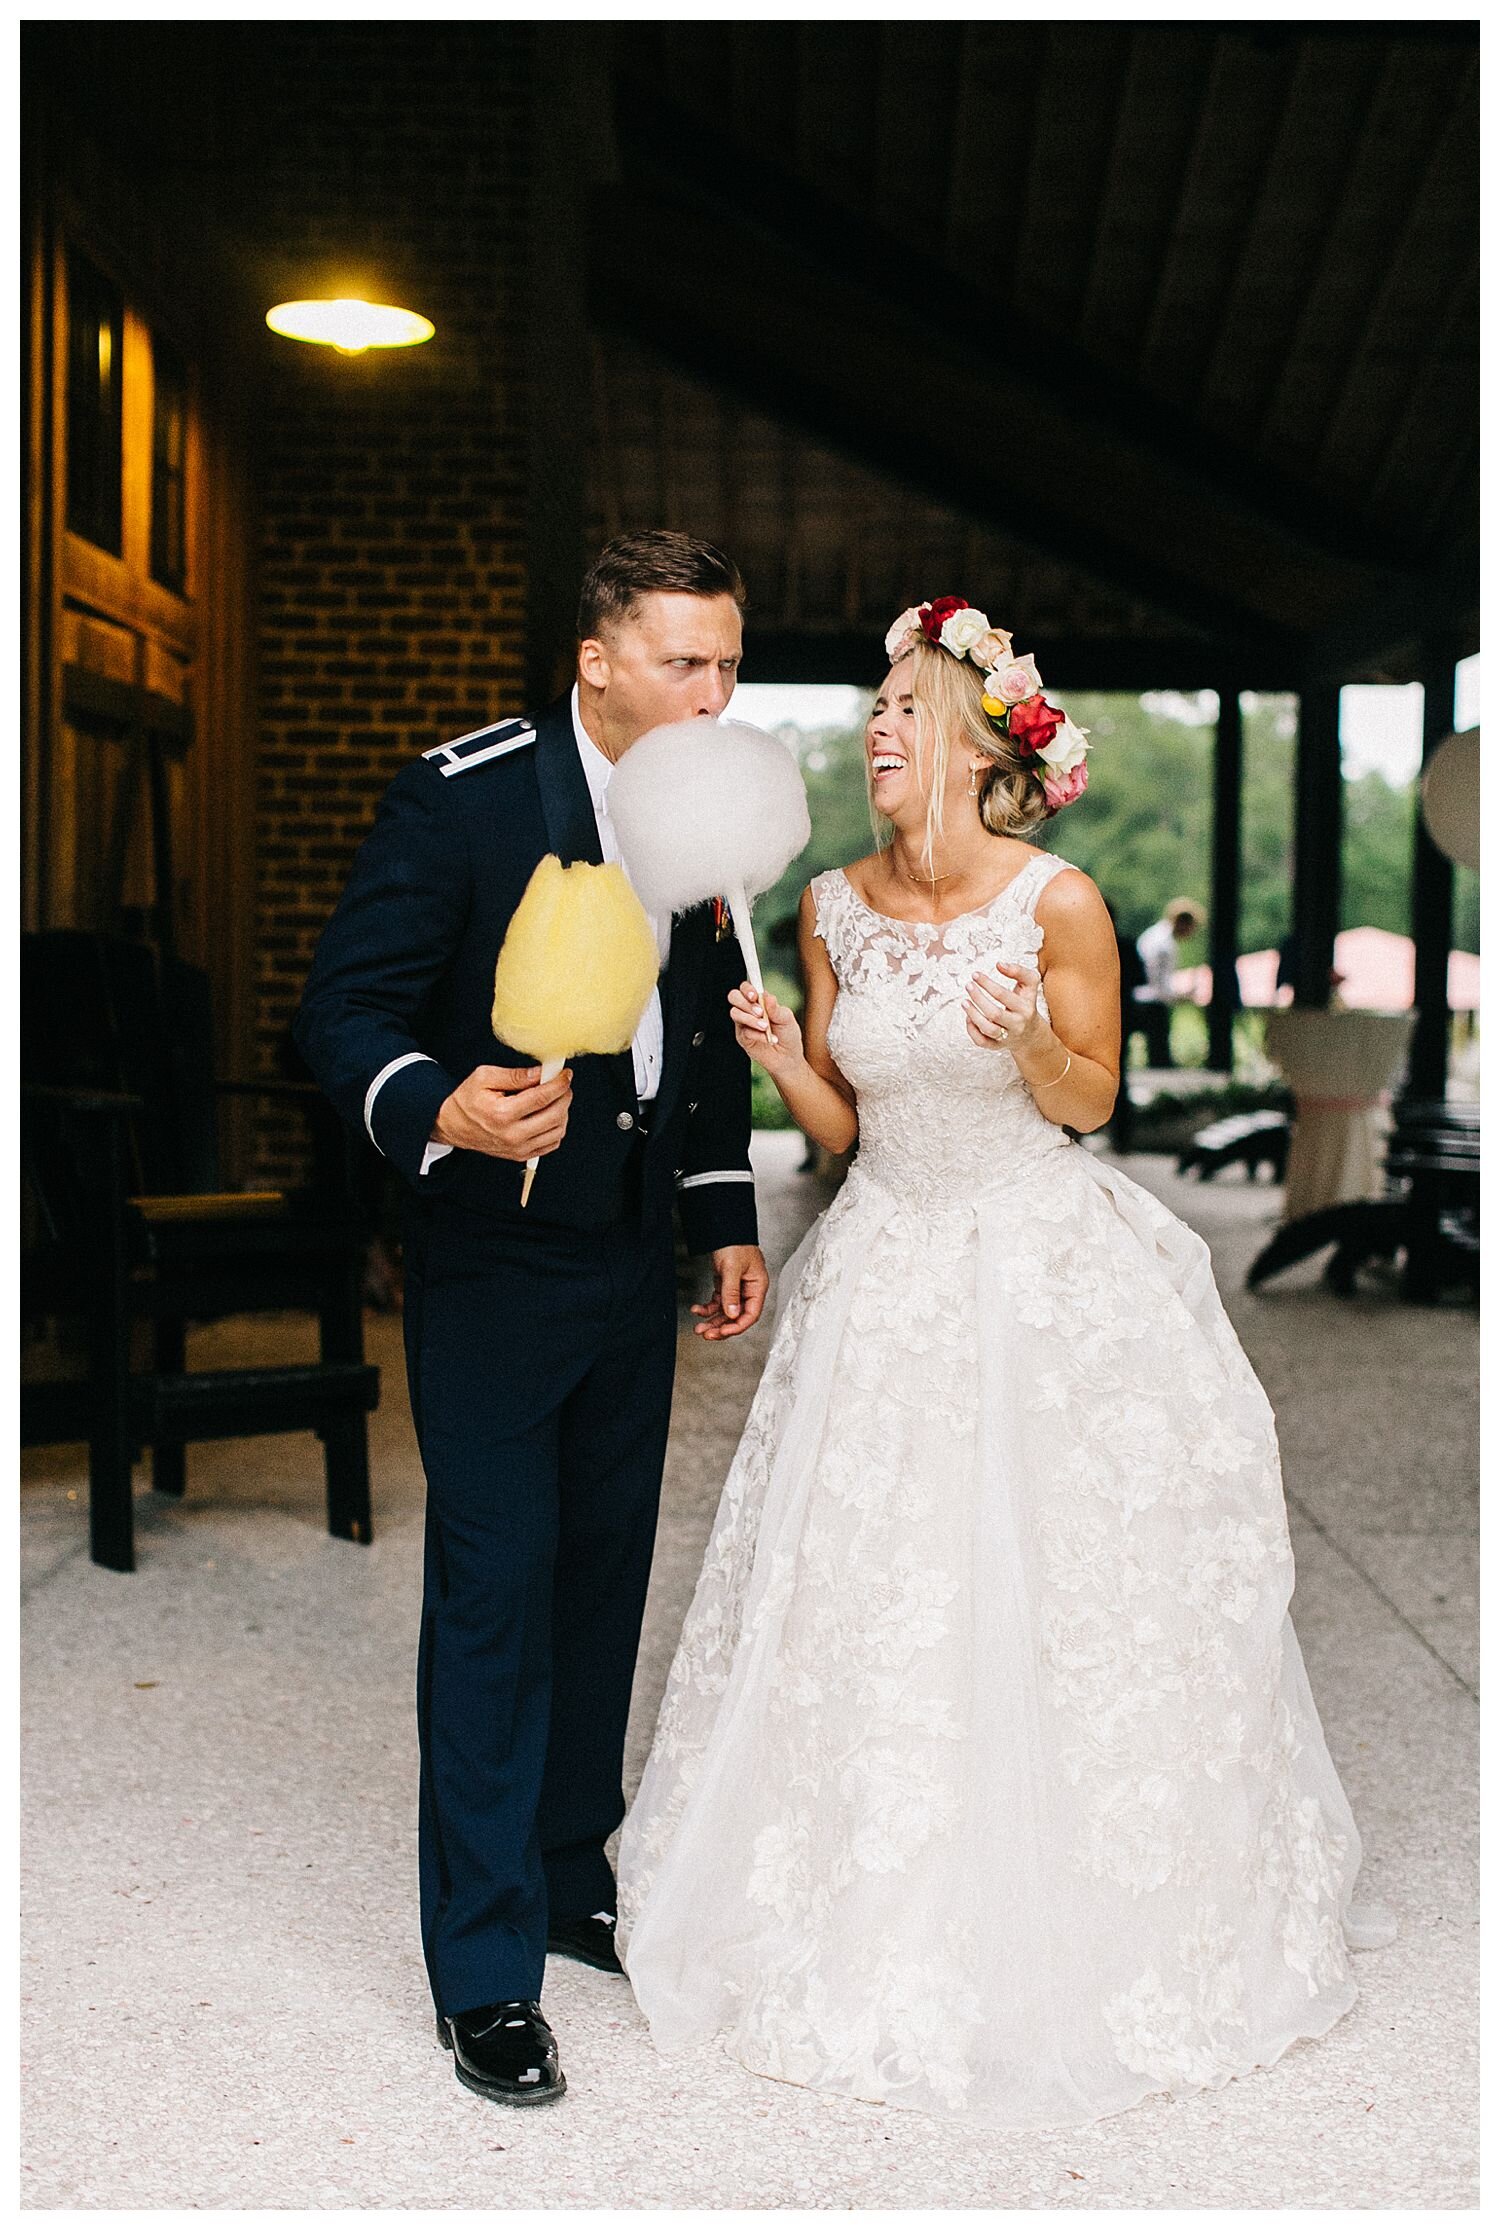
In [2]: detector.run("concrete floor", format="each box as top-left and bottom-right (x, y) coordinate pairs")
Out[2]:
(21, 1137), (1477, 2208)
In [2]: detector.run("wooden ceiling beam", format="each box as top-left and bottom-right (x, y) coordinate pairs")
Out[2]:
(592, 199), (1279, 647)
(1246, 41), (1407, 456)
(1188, 39), (1314, 417)
(1300, 538), (1478, 684)
(742, 632), (1299, 692)
(1419, 435), (1479, 556)
(1130, 30), (1237, 380)
(596, 77), (1430, 645)
(1309, 64), (1476, 484)
(1075, 27), (1161, 334)
(1363, 256), (1479, 523)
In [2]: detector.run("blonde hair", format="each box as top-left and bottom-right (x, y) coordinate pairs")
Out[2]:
(869, 638), (1051, 867)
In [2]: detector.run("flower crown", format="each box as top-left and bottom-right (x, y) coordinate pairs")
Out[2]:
(885, 597), (1091, 812)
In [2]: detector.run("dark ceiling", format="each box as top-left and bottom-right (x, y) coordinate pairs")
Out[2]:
(588, 21), (1478, 685)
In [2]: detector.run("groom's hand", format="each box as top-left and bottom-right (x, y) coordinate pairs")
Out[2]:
(432, 1064), (573, 1160)
(692, 1245), (769, 1341)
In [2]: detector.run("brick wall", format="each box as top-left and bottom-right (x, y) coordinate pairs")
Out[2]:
(245, 24), (533, 1169)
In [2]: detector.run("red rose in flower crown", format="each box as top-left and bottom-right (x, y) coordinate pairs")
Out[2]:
(1006, 693), (1067, 757)
(881, 598), (1095, 815)
(919, 596), (969, 644)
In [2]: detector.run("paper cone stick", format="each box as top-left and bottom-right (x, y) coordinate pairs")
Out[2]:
(725, 880), (773, 1036)
(725, 882), (761, 993)
(519, 1055), (565, 1208)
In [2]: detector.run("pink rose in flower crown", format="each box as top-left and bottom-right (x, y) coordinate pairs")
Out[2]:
(884, 606), (926, 663)
(1036, 715), (1090, 776)
(984, 654), (1044, 708)
(969, 627), (1014, 671)
(1006, 693), (1066, 757)
(919, 596), (968, 645)
(1042, 761), (1089, 813)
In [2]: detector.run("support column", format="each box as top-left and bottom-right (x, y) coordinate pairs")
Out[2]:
(1207, 683), (1243, 1072)
(1289, 683), (1342, 1007)
(1403, 638), (1461, 1101)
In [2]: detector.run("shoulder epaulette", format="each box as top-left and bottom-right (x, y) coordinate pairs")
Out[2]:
(423, 717), (537, 777)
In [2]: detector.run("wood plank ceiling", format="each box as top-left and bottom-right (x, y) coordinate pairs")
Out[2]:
(586, 22), (1478, 684)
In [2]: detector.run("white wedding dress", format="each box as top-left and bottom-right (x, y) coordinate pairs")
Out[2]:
(617, 853), (1393, 2129)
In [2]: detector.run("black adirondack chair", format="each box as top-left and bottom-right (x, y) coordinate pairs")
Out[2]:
(1246, 1097), (1479, 1303)
(21, 931), (378, 1572)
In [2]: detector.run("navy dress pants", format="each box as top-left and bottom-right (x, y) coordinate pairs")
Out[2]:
(402, 1193), (678, 2016)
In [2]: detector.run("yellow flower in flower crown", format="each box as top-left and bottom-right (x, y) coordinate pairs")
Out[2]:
(980, 692), (1008, 720)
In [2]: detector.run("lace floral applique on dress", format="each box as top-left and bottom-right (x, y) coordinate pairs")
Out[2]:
(617, 847), (1390, 2129)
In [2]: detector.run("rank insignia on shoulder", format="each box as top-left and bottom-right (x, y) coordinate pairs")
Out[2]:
(423, 718), (536, 777)
(712, 894), (734, 942)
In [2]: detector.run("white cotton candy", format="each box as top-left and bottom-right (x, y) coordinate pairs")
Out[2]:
(606, 720), (811, 918)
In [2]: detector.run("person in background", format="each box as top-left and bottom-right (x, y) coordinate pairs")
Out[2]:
(1133, 897), (1204, 1068)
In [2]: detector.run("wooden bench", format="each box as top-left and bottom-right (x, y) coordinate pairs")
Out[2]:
(1178, 1111), (1291, 1183)
(21, 933), (379, 1572)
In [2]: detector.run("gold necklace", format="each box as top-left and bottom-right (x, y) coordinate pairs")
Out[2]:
(893, 846), (959, 887)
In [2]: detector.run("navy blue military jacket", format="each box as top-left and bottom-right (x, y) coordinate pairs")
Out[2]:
(293, 693), (759, 1255)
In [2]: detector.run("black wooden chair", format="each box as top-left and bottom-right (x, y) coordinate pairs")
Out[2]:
(1178, 1111), (1291, 1184)
(1247, 1097), (1478, 1303)
(21, 932), (379, 1572)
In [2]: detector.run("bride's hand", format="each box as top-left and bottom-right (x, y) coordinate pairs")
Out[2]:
(964, 960), (1050, 1055)
(729, 984), (805, 1076)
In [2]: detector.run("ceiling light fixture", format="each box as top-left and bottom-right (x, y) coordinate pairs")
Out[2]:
(265, 298), (435, 355)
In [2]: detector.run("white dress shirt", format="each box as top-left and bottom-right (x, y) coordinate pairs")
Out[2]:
(1136, 917), (1179, 1003)
(571, 686), (668, 1103)
(419, 692), (666, 1174)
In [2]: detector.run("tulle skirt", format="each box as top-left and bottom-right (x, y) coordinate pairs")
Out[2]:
(618, 1143), (1394, 2127)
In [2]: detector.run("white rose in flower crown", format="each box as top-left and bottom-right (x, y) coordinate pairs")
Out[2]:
(969, 627), (1014, 671)
(885, 607), (925, 662)
(1036, 716), (1091, 774)
(988, 654), (1044, 705)
(938, 606), (991, 657)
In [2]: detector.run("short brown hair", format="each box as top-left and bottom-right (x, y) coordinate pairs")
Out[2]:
(577, 530), (746, 641)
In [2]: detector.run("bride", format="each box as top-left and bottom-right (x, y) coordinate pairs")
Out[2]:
(616, 599), (1392, 2128)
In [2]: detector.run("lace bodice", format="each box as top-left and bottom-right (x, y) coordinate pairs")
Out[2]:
(813, 853), (1077, 1207)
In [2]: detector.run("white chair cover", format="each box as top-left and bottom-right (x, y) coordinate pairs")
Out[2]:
(1262, 1009), (1416, 1222)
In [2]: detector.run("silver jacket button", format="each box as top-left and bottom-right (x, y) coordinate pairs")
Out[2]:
(691, 1030), (705, 1047)
(616, 1110), (635, 1132)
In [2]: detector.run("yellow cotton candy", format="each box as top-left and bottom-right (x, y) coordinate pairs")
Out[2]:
(491, 855), (660, 1066)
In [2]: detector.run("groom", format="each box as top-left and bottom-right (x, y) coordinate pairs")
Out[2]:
(294, 530), (768, 2107)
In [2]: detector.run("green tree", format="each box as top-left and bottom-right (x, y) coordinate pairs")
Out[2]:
(747, 690), (1475, 1024)
(1030, 692), (1213, 950)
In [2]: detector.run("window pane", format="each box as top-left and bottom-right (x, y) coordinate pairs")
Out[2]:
(65, 247), (123, 554)
(150, 337), (188, 591)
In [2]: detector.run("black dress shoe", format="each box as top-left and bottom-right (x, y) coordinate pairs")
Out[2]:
(436, 2000), (565, 2106)
(546, 1910), (624, 1974)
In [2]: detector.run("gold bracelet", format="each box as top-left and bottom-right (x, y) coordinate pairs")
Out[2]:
(1033, 1049), (1072, 1090)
